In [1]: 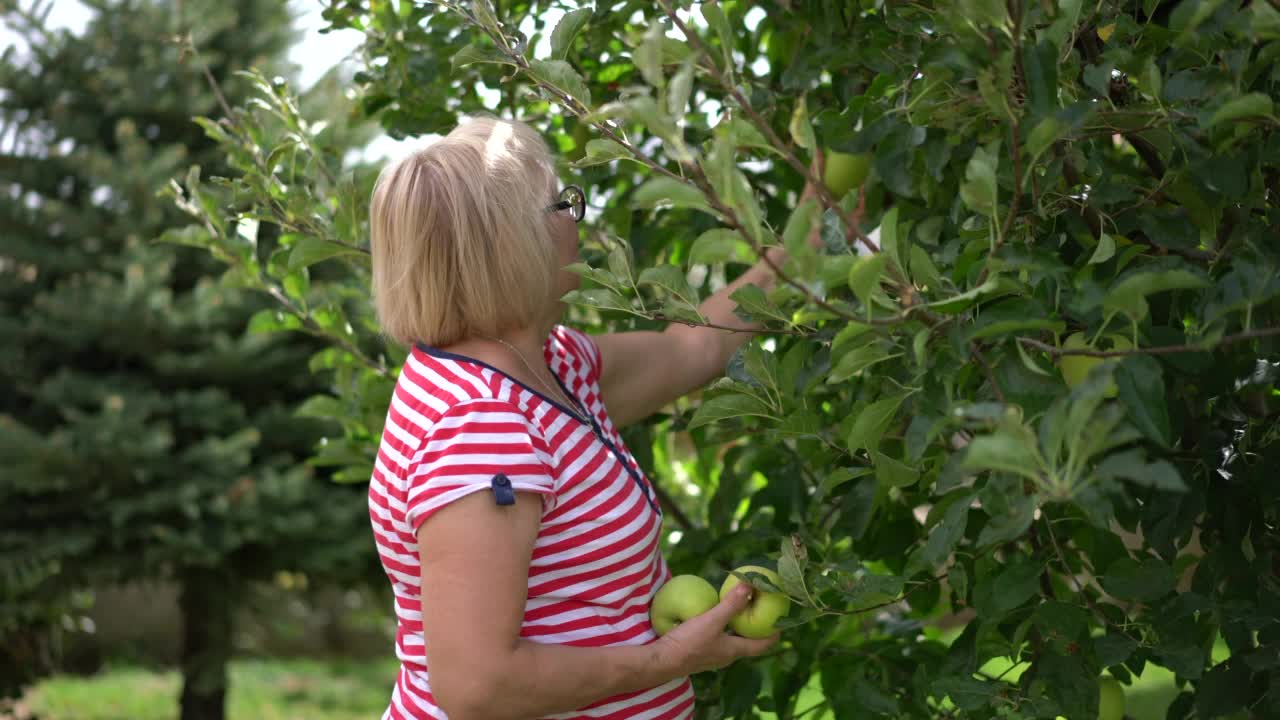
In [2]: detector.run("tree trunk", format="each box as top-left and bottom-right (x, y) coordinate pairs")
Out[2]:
(179, 568), (235, 720)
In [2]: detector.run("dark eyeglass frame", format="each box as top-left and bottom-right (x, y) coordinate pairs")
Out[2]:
(545, 184), (586, 223)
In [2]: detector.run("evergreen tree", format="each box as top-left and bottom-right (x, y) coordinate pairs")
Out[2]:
(0, 2), (378, 716)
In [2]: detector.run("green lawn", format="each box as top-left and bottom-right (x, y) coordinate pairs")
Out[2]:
(18, 657), (400, 720)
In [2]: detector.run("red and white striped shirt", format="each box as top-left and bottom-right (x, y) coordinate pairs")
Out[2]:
(369, 325), (694, 720)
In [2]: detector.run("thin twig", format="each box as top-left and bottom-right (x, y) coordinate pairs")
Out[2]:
(1018, 327), (1280, 357)
(649, 313), (813, 337)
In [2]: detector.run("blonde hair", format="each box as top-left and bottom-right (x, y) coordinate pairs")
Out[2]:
(369, 116), (560, 347)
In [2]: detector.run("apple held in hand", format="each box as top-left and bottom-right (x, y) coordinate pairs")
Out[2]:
(719, 566), (790, 639)
(1098, 676), (1126, 720)
(650, 574), (719, 636)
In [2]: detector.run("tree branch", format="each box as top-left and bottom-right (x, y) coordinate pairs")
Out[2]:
(1018, 326), (1280, 356)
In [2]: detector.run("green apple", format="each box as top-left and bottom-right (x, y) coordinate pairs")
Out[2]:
(1058, 332), (1132, 398)
(719, 565), (790, 639)
(1098, 676), (1126, 720)
(823, 151), (872, 199)
(650, 574), (718, 636)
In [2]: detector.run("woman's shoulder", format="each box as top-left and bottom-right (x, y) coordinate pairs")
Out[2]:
(549, 324), (603, 382)
(393, 344), (528, 430)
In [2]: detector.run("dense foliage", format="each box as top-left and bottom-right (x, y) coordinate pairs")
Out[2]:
(0, 1), (378, 715)
(174, 0), (1279, 718)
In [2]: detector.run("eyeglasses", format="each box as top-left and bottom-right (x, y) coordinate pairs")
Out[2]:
(545, 184), (586, 223)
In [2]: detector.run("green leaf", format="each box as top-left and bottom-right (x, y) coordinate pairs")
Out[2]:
(637, 264), (698, 307)
(828, 343), (898, 384)
(1114, 355), (1173, 448)
(287, 236), (362, 271)
(948, 562), (969, 605)
(788, 95), (816, 150)
(721, 117), (777, 154)
(700, 2), (734, 66)
(1253, 0), (1280, 39)
(908, 244), (942, 290)
(778, 535), (810, 603)
(561, 288), (634, 314)
(471, 0), (500, 33)
(1095, 449), (1187, 490)
(635, 21), (665, 87)
(248, 308), (303, 334)
(960, 140), (1000, 217)
(907, 491), (973, 574)
(687, 393), (775, 429)
(973, 556), (1042, 617)
(782, 199), (818, 256)
(846, 393), (908, 452)
(878, 206), (904, 273)
(1102, 269), (1209, 321)
(1206, 92), (1274, 128)
(720, 663), (762, 717)
(962, 420), (1044, 481)
(607, 246), (631, 283)
(549, 8), (591, 60)
(667, 60), (695, 116)
(632, 177), (709, 212)
(295, 394), (343, 419)
(1026, 116), (1065, 161)
(528, 59), (592, 108)
(976, 488), (1037, 549)
(573, 139), (631, 167)
(689, 228), (753, 266)
(1094, 633), (1139, 667)
(927, 276), (1016, 314)
(1088, 233), (1116, 264)
(659, 298), (703, 324)
(1036, 653), (1098, 720)
(1196, 659), (1251, 718)
(451, 44), (514, 69)
(873, 452), (918, 488)
(730, 284), (790, 324)
(932, 676), (998, 712)
(1100, 557), (1175, 601)
(959, 0), (1008, 29)
(847, 253), (889, 308)
(743, 344), (779, 395)
(818, 467), (874, 501)
(1022, 40), (1060, 118)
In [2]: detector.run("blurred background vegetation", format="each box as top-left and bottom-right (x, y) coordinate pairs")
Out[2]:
(0, 1), (399, 718)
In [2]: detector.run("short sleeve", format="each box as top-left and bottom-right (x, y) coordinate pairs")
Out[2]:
(404, 398), (558, 533)
(555, 325), (604, 386)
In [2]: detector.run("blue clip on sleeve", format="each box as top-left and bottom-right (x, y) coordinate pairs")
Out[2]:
(490, 473), (516, 506)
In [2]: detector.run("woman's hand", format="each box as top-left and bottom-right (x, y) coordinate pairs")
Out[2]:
(653, 583), (781, 676)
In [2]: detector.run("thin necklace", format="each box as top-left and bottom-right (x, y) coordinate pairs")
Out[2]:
(480, 335), (590, 424)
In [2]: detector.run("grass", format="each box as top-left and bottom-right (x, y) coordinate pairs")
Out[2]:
(17, 657), (400, 720)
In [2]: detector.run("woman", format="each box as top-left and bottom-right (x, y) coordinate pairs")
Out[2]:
(368, 116), (814, 720)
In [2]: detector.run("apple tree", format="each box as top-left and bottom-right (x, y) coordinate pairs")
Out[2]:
(173, 1), (1280, 718)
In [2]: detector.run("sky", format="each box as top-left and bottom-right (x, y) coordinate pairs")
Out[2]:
(0, 0), (412, 160)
